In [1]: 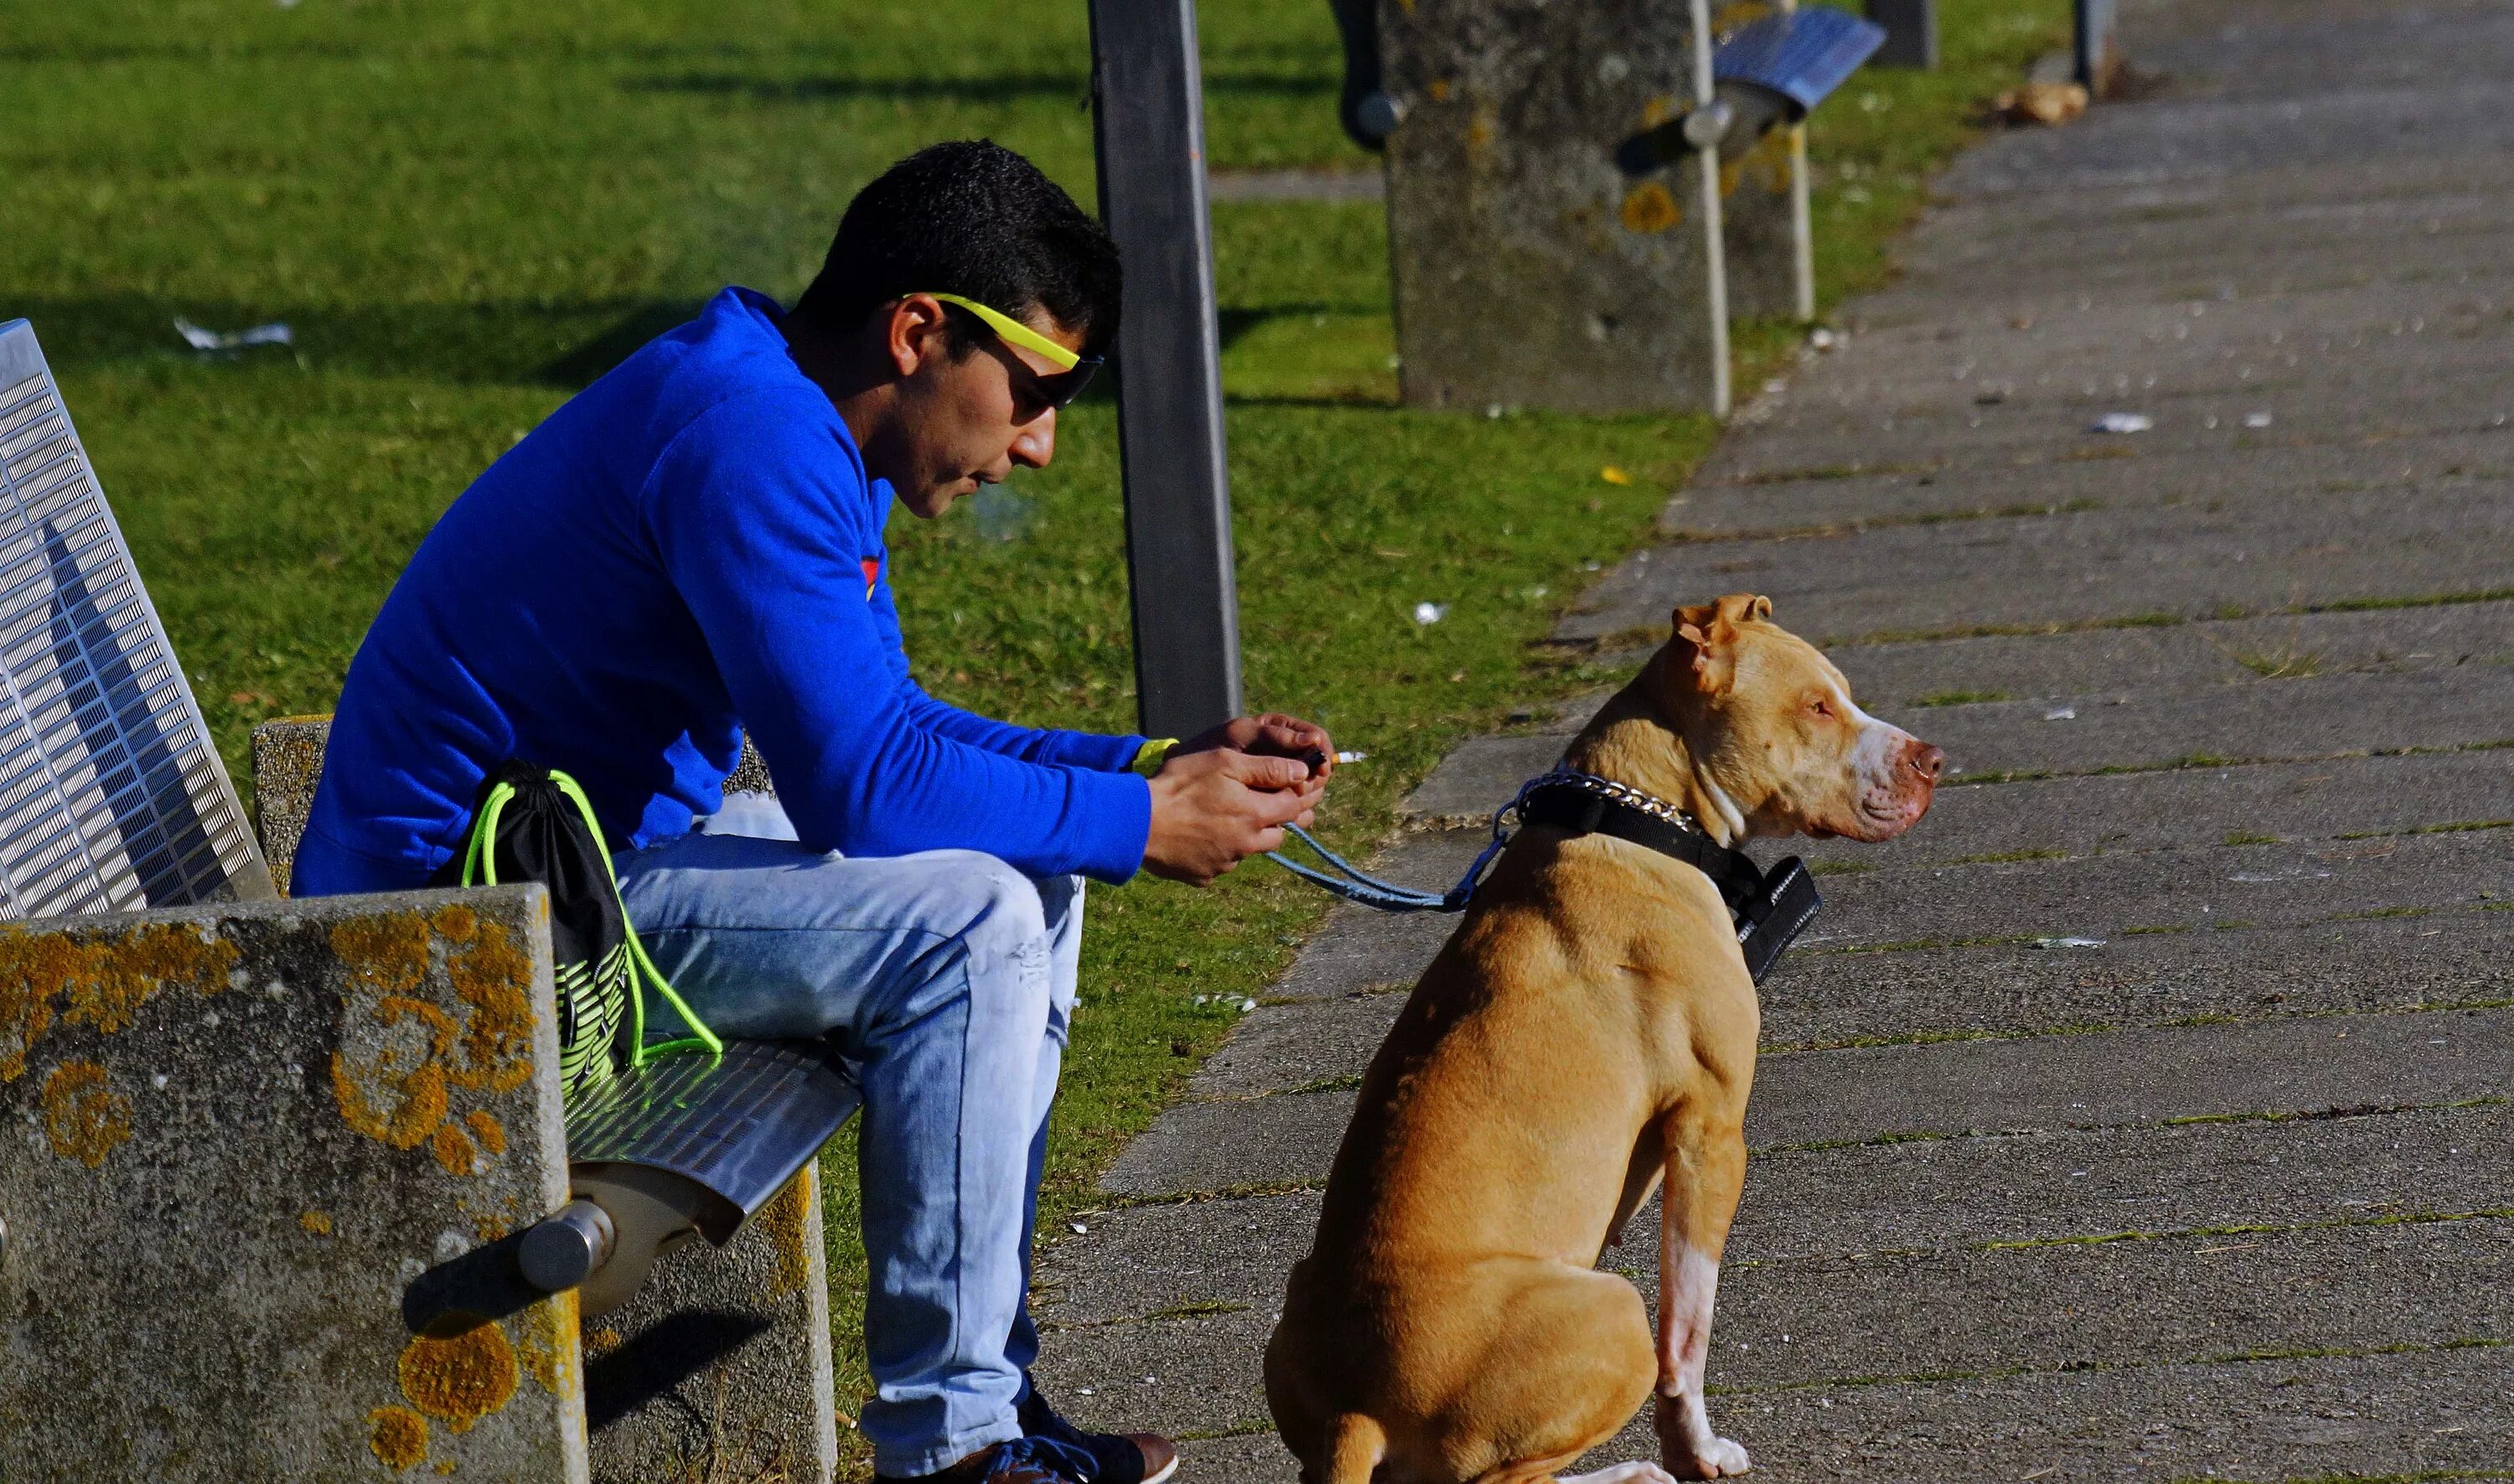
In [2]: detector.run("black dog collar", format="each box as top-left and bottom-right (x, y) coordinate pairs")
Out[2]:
(1519, 778), (1822, 984)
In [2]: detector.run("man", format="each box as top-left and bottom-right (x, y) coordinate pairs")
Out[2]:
(296, 140), (1330, 1484)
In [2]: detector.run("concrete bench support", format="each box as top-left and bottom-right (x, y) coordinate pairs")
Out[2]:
(1380, 0), (1730, 414)
(0, 887), (587, 1479)
(248, 716), (840, 1481)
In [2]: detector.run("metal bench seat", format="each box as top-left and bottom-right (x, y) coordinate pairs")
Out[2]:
(1714, 4), (1890, 122)
(525, 1037), (862, 1315)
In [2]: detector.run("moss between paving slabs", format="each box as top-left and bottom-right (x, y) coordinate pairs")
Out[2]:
(3, 0), (2070, 1469)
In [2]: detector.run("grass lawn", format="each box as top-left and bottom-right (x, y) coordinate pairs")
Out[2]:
(3, 0), (2068, 1471)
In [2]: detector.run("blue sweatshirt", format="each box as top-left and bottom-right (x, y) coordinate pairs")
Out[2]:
(292, 287), (1153, 895)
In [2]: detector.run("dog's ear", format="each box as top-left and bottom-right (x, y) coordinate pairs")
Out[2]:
(1669, 600), (1741, 693)
(1715, 593), (1772, 628)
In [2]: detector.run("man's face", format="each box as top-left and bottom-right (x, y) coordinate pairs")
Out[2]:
(888, 305), (1078, 520)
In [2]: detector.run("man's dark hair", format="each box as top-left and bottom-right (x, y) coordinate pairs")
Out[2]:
(792, 140), (1122, 359)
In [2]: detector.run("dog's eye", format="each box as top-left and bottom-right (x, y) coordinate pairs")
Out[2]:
(1807, 695), (1833, 718)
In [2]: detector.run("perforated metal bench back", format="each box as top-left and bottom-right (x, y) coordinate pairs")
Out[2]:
(0, 320), (272, 918)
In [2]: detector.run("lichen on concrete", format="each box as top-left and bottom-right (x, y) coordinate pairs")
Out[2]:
(0, 887), (582, 1481)
(40, 1058), (132, 1167)
(400, 1314), (521, 1434)
(0, 920), (241, 1081)
(369, 1405), (430, 1471)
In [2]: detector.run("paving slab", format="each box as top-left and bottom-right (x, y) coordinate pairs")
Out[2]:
(1040, 1104), (2506, 1330)
(1160, 1342), (2514, 1484)
(1887, 195), (2514, 307)
(1598, 1344), (2514, 1484)
(1564, 490), (2514, 647)
(1915, 667), (2514, 781)
(1939, 78), (2514, 198)
(1036, 1221), (2512, 1467)
(1800, 750), (2514, 869)
(1663, 445), (2514, 542)
(1622, 1219), (2514, 1393)
(1415, 749), (2514, 871)
(1828, 602), (2514, 711)
(1410, 674), (2514, 828)
(1800, 828), (2513, 952)
(1193, 991), (1403, 1098)
(1680, 386), (2514, 489)
(1215, 830), (2512, 1097)
(1760, 913), (2513, 1050)
(1787, 319), (2514, 425)
(1103, 1006), (2511, 1199)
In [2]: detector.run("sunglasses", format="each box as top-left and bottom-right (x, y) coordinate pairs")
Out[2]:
(926, 292), (1104, 409)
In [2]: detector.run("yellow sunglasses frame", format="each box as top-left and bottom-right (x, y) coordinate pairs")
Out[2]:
(924, 292), (1084, 371)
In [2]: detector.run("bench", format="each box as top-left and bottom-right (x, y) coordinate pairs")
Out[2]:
(1368, 0), (1885, 418)
(0, 317), (850, 1482)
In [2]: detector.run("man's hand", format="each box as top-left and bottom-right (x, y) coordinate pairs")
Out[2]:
(1142, 747), (1327, 887)
(1174, 712), (1336, 782)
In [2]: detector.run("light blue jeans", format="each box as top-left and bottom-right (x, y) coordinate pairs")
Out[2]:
(616, 799), (1082, 1478)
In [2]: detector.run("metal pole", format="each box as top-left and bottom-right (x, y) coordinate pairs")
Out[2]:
(1690, 0), (1731, 418)
(1865, 0), (1938, 70)
(2074, 0), (2118, 95)
(1087, 0), (1245, 739)
(1782, 0), (1815, 322)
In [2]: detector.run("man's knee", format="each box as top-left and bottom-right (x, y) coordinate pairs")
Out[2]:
(921, 851), (1053, 976)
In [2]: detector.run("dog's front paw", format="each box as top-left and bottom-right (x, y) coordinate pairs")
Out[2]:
(1655, 1407), (1750, 1480)
(1677, 1436), (1750, 1479)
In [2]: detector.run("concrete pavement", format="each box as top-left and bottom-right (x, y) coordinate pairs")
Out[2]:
(1032, 3), (2514, 1476)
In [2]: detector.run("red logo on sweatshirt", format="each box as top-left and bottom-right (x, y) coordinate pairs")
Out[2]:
(862, 557), (880, 599)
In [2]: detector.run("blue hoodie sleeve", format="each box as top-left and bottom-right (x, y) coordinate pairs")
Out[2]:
(642, 391), (1152, 881)
(860, 547), (1149, 771)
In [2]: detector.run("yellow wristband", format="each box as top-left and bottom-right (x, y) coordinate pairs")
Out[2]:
(1133, 737), (1179, 775)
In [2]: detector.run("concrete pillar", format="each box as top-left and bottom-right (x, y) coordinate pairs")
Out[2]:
(246, 719), (841, 1481)
(1380, 0), (1730, 415)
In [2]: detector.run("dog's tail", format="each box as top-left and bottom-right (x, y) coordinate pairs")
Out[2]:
(1322, 1414), (1386, 1484)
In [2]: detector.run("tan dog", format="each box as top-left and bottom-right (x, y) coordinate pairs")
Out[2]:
(1265, 595), (1943, 1484)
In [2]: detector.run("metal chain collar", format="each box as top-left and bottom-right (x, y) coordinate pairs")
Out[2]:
(1521, 768), (1704, 836)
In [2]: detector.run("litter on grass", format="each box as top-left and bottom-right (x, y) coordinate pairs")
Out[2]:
(2044, 706), (2077, 721)
(1600, 466), (1632, 485)
(2243, 411), (2274, 429)
(2091, 412), (2152, 435)
(173, 318), (292, 351)
(2030, 937), (2105, 950)
(1412, 601), (1448, 625)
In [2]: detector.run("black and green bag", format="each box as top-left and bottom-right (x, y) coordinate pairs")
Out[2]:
(453, 761), (721, 1091)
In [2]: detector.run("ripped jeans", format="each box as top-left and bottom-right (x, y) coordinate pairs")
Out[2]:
(617, 799), (1083, 1478)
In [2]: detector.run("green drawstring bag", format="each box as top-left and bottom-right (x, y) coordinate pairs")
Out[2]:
(454, 761), (721, 1090)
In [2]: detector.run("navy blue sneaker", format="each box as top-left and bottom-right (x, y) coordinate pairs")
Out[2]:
(1017, 1374), (1179, 1484)
(877, 1433), (1100, 1483)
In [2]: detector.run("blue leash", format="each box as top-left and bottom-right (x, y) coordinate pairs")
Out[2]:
(1264, 774), (1550, 913)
